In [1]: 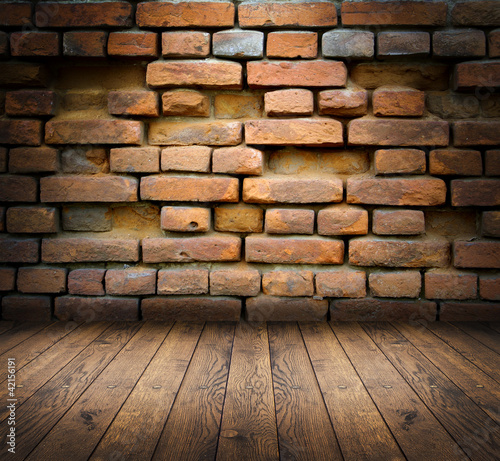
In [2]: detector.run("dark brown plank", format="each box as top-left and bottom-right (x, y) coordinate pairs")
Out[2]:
(452, 322), (500, 355)
(331, 322), (468, 461)
(363, 322), (500, 461)
(300, 322), (404, 461)
(217, 322), (279, 461)
(0, 322), (53, 354)
(0, 321), (15, 335)
(486, 322), (500, 334)
(268, 322), (342, 461)
(90, 322), (203, 461)
(0, 322), (141, 460)
(152, 322), (235, 461)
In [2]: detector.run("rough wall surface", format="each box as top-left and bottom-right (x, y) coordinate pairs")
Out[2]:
(0, 0), (499, 322)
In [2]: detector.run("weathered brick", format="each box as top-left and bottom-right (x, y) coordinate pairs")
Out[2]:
(440, 302), (500, 322)
(434, 30), (486, 57)
(0, 207), (4, 232)
(62, 90), (106, 111)
(425, 272), (477, 300)
(6, 90), (56, 116)
(0, 148), (6, 172)
(485, 150), (500, 176)
(161, 206), (211, 233)
(480, 276), (500, 300)
(317, 206), (368, 235)
(483, 211), (500, 238)
(60, 146), (107, 172)
(214, 206), (263, 233)
(137, 1), (234, 27)
(0, 120), (42, 146)
(147, 61), (242, 89)
(0, 32), (8, 57)
(322, 30), (374, 59)
(373, 86), (425, 117)
(426, 211), (477, 240)
(247, 61), (346, 88)
(6, 207), (58, 233)
(246, 237), (343, 264)
(68, 269), (105, 296)
(10, 32), (59, 57)
(374, 149), (426, 175)
(108, 91), (159, 117)
(157, 269), (208, 295)
(162, 91), (209, 117)
(246, 296), (328, 322)
(244, 178), (342, 204)
(105, 269), (156, 296)
(41, 176), (138, 203)
(108, 32), (158, 58)
(347, 178), (446, 206)
(112, 204), (160, 233)
(267, 32), (317, 59)
(17, 267), (66, 294)
(1, 2), (32, 26)
(0, 268), (16, 292)
(161, 146), (212, 173)
(426, 93), (480, 119)
(0, 176), (37, 202)
(210, 269), (261, 296)
(369, 271), (421, 298)
(265, 209), (315, 235)
(264, 89), (313, 116)
(454, 241), (500, 269)
(348, 119), (449, 146)
(262, 271), (314, 297)
(149, 121), (242, 146)
(453, 121), (500, 146)
(142, 237), (241, 263)
(214, 94), (263, 119)
(162, 32), (210, 58)
(42, 238), (139, 263)
(349, 239), (450, 268)
(0, 239), (39, 263)
(489, 30), (500, 57)
(9, 147), (58, 173)
(212, 146), (264, 175)
(377, 32), (429, 58)
(479, 95), (500, 117)
(318, 89), (368, 117)
(451, 180), (500, 207)
(2, 295), (51, 321)
(454, 62), (500, 91)
(62, 206), (112, 232)
(110, 147), (159, 173)
(246, 119), (343, 146)
(451, 1), (500, 27)
(213, 30), (263, 59)
(63, 31), (107, 57)
(316, 271), (366, 298)
(0, 62), (50, 88)
(55, 297), (139, 322)
(142, 297), (241, 322)
(141, 176), (238, 202)
(429, 149), (482, 176)
(373, 210), (425, 236)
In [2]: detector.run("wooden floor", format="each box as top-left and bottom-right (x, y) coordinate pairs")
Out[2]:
(0, 321), (499, 460)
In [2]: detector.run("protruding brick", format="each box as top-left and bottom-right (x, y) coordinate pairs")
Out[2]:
(212, 146), (264, 175)
(489, 30), (500, 57)
(68, 269), (105, 296)
(63, 31), (107, 57)
(17, 267), (66, 294)
(214, 94), (263, 119)
(0, 176), (37, 202)
(162, 91), (209, 117)
(161, 206), (211, 233)
(454, 241), (500, 269)
(485, 150), (500, 176)
(451, 1), (500, 27)
(373, 210), (425, 236)
(454, 62), (500, 91)
(0, 62), (50, 88)
(440, 302), (500, 322)
(213, 30), (263, 59)
(349, 239), (450, 268)
(429, 149), (482, 176)
(157, 269), (208, 295)
(425, 272), (477, 300)
(374, 149), (426, 175)
(141, 176), (238, 202)
(426, 93), (479, 119)
(9, 147), (58, 173)
(6, 90), (56, 116)
(246, 237), (343, 265)
(434, 30), (486, 57)
(373, 86), (425, 117)
(10, 32), (59, 57)
(110, 147), (160, 173)
(377, 32), (430, 58)
(161, 146), (211, 173)
(142, 237), (241, 263)
(318, 89), (368, 117)
(55, 297), (139, 322)
(42, 238), (139, 263)
(0, 120), (42, 146)
(316, 271), (366, 298)
(105, 269), (156, 296)
(0, 268), (16, 292)
(246, 296), (328, 322)
(451, 180), (500, 207)
(0, 239), (39, 263)
(1, 2), (32, 26)
(6, 207), (58, 234)
(453, 121), (500, 146)
(210, 269), (261, 296)
(262, 271), (314, 297)
(2, 296), (51, 321)
(244, 178), (342, 204)
(323, 30), (374, 59)
(480, 276), (500, 300)
(482, 211), (500, 238)
(162, 32), (210, 58)
(62, 206), (112, 232)
(108, 32), (158, 58)
(108, 91), (159, 117)
(369, 271), (421, 298)
(214, 206), (263, 233)
(60, 146), (107, 173)
(265, 209), (315, 235)
(264, 89), (313, 116)
(267, 32), (317, 59)
(317, 206), (368, 235)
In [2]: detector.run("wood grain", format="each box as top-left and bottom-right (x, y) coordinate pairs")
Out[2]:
(452, 322), (500, 355)
(0, 322), (53, 355)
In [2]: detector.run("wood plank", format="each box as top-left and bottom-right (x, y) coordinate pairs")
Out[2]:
(152, 322), (235, 461)
(0, 322), (141, 460)
(90, 323), (203, 461)
(217, 322), (279, 461)
(452, 322), (500, 355)
(300, 322), (404, 461)
(268, 322), (342, 461)
(363, 322), (500, 461)
(0, 321), (15, 335)
(486, 322), (500, 334)
(331, 322), (468, 461)
(0, 322), (53, 354)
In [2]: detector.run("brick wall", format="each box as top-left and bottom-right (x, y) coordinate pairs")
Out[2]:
(0, 0), (499, 322)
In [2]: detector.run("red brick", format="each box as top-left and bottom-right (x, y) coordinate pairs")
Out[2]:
(440, 302), (500, 322)
(489, 30), (500, 57)
(425, 272), (477, 300)
(55, 297), (139, 322)
(341, 1), (447, 26)
(0, 148), (6, 172)
(105, 269), (156, 296)
(68, 269), (105, 296)
(374, 149), (426, 175)
(318, 89), (368, 117)
(451, 180), (500, 207)
(147, 61), (242, 89)
(347, 178), (446, 206)
(244, 178), (342, 204)
(246, 237), (343, 265)
(433, 30), (486, 57)
(0, 62), (50, 88)
(162, 32), (210, 58)
(42, 238), (139, 263)
(0, 268), (16, 291)
(317, 206), (368, 236)
(60, 146), (108, 174)
(45, 120), (143, 145)
(62, 206), (112, 232)
(9, 147), (58, 173)
(2, 295), (51, 321)
(63, 31), (107, 57)
(246, 296), (328, 322)
(426, 211), (477, 240)
(264, 89), (313, 116)
(454, 241), (500, 269)
(0, 120), (42, 146)
(378, 32), (430, 58)
(108, 32), (158, 58)
(6, 90), (56, 116)
(373, 210), (425, 236)
(265, 209), (315, 235)
(157, 269), (208, 295)
(451, 1), (500, 26)
(162, 91), (209, 117)
(35, 2), (133, 27)
(453, 121), (500, 146)
(430, 149), (482, 176)
(141, 176), (238, 202)
(41, 176), (138, 203)
(369, 271), (421, 298)
(267, 32), (317, 59)
(485, 150), (500, 176)
(0, 239), (39, 263)
(247, 61), (346, 88)
(110, 147), (160, 173)
(373, 86), (425, 117)
(6, 207), (58, 233)
(212, 146), (264, 175)
(315, 271), (366, 298)
(262, 271), (314, 297)
(17, 267), (66, 294)
(1, 2), (32, 26)
(348, 119), (449, 146)
(0, 176), (37, 202)
(10, 32), (59, 57)
(161, 146), (211, 173)
(161, 206), (211, 233)
(108, 91), (159, 117)
(482, 211), (500, 238)
(480, 276), (500, 301)
(142, 237), (241, 263)
(142, 297), (241, 322)
(454, 62), (500, 91)
(426, 92), (480, 119)
(137, 2), (234, 27)
(214, 94), (263, 119)
(214, 206), (263, 233)
(210, 269), (261, 297)
(349, 239), (450, 268)
(331, 299), (437, 322)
